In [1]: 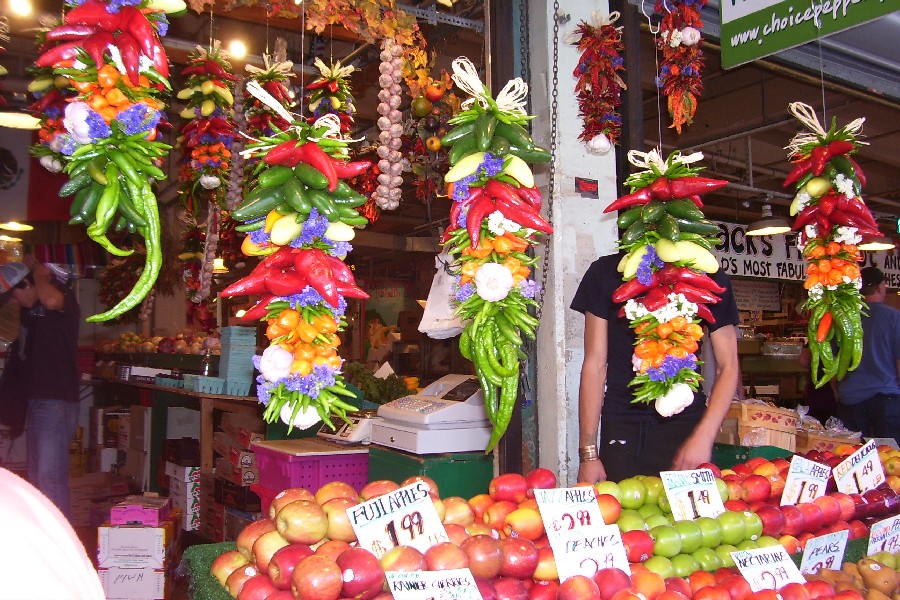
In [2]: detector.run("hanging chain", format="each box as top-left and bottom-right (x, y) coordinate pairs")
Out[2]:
(534, 0), (560, 323)
(519, 0), (531, 115)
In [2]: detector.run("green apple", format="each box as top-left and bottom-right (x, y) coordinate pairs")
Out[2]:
(638, 504), (663, 519)
(594, 480), (622, 502)
(657, 492), (672, 514)
(742, 511), (763, 541)
(673, 520), (703, 554)
(650, 524), (682, 558)
(644, 514), (671, 530)
(670, 553), (702, 578)
(755, 535), (781, 548)
(616, 509), (647, 533)
(736, 538), (760, 551)
(642, 476), (665, 506)
(619, 477), (648, 510)
(716, 511), (747, 546)
(691, 546), (723, 571)
(715, 478), (729, 503)
(715, 543), (738, 568)
(643, 555), (675, 579)
(696, 516), (722, 549)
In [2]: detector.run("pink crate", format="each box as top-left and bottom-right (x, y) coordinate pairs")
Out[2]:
(252, 440), (369, 494)
(250, 483), (277, 516)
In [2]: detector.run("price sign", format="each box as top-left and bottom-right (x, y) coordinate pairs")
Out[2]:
(660, 469), (725, 520)
(834, 440), (885, 495)
(799, 530), (848, 575)
(731, 546), (806, 591)
(782, 456), (832, 506)
(347, 482), (448, 558)
(534, 487), (629, 580)
(867, 515), (900, 556)
(385, 569), (483, 600)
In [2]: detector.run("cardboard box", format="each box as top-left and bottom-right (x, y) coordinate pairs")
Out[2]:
(71, 472), (129, 501)
(97, 515), (179, 569)
(214, 476), (262, 512)
(164, 461), (200, 483)
(90, 407), (130, 449)
(166, 407), (200, 439)
(169, 480), (200, 532)
(214, 431), (256, 468)
(98, 567), (167, 600)
(122, 448), (149, 491)
(92, 447), (124, 473)
(215, 457), (259, 486)
(223, 506), (262, 542)
(164, 437), (200, 466)
(221, 411), (266, 436)
(129, 406), (152, 453)
(117, 413), (130, 450)
(110, 495), (172, 527)
(116, 364), (173, 384)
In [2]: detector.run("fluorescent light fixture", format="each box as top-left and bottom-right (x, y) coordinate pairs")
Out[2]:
(858, 236), (896, 251)
(0, 111), (40, 130)
(0, 221), (33, 232)
(746, 204), (791, 236)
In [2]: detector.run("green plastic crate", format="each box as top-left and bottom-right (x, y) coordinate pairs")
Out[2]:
(712, 443), (793, 469)
(367, 445), (494, 499)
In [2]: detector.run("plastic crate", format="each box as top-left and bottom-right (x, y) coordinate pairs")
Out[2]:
(225, 379), (252, 397)
(252, 439), (369, 494)
(712, 443), (793, 469)
(183, 374), (226, 394)
(249, 483), (277, 516)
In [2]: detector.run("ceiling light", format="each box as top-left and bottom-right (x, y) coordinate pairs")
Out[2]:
(858, 236), (896, 251)
(746, 204), (791, 236)
(0, 235), (22, 242)
(0, 111), (40, 130)
(10, 0), (32, 16)
(212, 257), (229, 274)
(0, 221), (33, 232)
(228, 40), (247, 59)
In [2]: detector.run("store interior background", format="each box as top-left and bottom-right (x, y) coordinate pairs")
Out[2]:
(0, 0), (897, 393)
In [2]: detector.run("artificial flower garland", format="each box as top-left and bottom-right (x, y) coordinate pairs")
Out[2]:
(440, 57), (553, 452)
(30, 0), (182, 322)
(783, 102), (882, 387)
(603, 149), (728, 416)
(570, 11), (625, 154)
(655, 0), (705, 134)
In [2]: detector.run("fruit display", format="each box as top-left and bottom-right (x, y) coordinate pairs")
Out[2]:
(783, 102), (883, 388)
(439, 56), (552, 452)
(96, 329), (219, 354)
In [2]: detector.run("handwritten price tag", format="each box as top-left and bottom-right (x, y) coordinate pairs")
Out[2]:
(660, 469), (725, 520)
(385, 569), (483, 600)
(346, 482), (448, 558)
(731, 546), (806, 591)
(799, 530), (848, 575)
(782, 456), (831, 506)
(867, 515), (900, 556)
(834, 440), (885, 495)
(534, 487), (629, 580)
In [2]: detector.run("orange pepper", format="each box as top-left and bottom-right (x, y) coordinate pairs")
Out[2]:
(685, 323), (704, 339)
(293, 344), (316, 361)
(831, 258), (848, 269)
(326, 355), (342, 370)
(804, 275), (819, 289)
(463, 246), (492, 259)
(827, 269), (844, 285)
(276, 309), (301, 331)
(681, 339), (699, 354)
(291, 359), (313, 376)
(636, 321), (655, 335)
(98, 106), (119, 122)
(651, 354), (665, 368)
(807, 263), (819, 275)
(97, 65), (120, 88)
(842, 265), (860, 279)
(826, 242), (841, 256)
(843, 244), (858, 255)
(87, 94), (109, 111)
(670, 316), (688, 331)
(657, 340), (674, 354)
(311, 314), (338, 334)
(808, 246), (826, 259)
(461, 262), (479, 278)
(817, 260), (831, 273)
(296, 321), (319, 344)
(71, 79), (95, 93)
(670, 346), (689, 359)
(635, 340), (657, 358)
(266, 322), (288, 339)
(657, 322), (675, 339)
(512, 274), (525, 286)
(105, 87), (128, 107)
(492, 236), (513, 254)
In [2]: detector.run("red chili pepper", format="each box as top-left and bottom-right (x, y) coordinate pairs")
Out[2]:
(827, 140), (855, 157)
(668, 176), (728, 198)
(259, 247), (297, 271)
(263, 81), (287, 103)
(818, 193), (837, 216)
(83, 31), (114, 68)
(221, 266), (277, 297)
(612, 273), (659, 304)
(306, 79), (329, 91)
(466, 195), (496, 248)
(494, 196), (553, 234)
(45, 24), (96, 42)
(180, 64), (207, 77)
(847, 157), (867, 187)
(642, 286), (670, 311)
(673, 282), (721, 305)
(829, 210), (881, 234)
(293, 248), (341, 307)
(35, 42), (81, 68)
(695, 303), (717, 324)
(204, 59), (239, 82)
(264, 140), (301, 166)
(783, 158), (812, 188)
(816, 312), (833, 343)
(815, 213), (831, 234)
(648, 177), (672, 200)
(150, 43), (169, 79)
(65, 0), (121, 31)
(239, 294), (276, 322)
(265, 270), (310, 297)
(331, 160), (372, 179)
(810, 146), (830, 176)
(792, 205), (818, 231)
(29, 88), (62, 113)
(656, 265), (726, 294)
(836, 196), (878, 229)
(603, 187), (653, 213)
(515, 186), (542, 210)
(442, 188), (484, 242)
(336, 283), (369, 300)
(687, 194), (704, 209)
(327, 81), (339, 93)
(296, 143), (339, 192)
(120, 6), (156, 58)
(115, 31), (142, 86)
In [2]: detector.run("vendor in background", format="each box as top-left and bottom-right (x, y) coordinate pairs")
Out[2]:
(0, 257), (80, 519)
(834, 267), (900, 442)
(572, 254), (741, 482)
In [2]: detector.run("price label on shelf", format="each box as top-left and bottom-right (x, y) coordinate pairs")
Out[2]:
(867, 515), (900, 556)
(660, 468), (725, 520)
(385, 569), (483, 600)
(799, 530), (848, 575)
(834, 440), (885, 495)
(731, 546), (806, 591)
(534, 487), (629, 580)
(782, 455), (831, 506)
(346, 481), (448, 558)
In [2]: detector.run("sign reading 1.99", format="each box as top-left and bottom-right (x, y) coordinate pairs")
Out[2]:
(660, 469), (726, 520)
(782, 455), (831, 506)
(347, 481), (449, 558)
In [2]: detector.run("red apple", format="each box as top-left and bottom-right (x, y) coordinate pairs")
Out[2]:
(424, 541), (469, 571)
(461, 534), (503, 579)
(400, 475), (439, 497)
(720, 574), (753, 600)
(237, 575), (279, 600)
(811, 495), (842, 526)
(494, 576), (530, 600)
(532, 546), (558, 582)
(314, 480), (359, 506)
(797, 502), (826, 532)
(724, 499), (750, 512)
(476, 577), (498, 600)
(378, 545), (425, 572)
(755, 505), (786, 537)
(266, 592), (293, 600)
(466, 522), (500, 538)
(268, 543), (314, 590)
(484, 500), (518, 531)
(442, 495), (476, 526)
(314, 539), (352, 561)
(732, 464), (753, 477)
(804, 580), (836, 599)
(489, 473), (529, 504)
(503, 506), (545, 540)
(275, 499), (328, 545)
(359, 479), (400, 501)
(336, 547), (385, 600)
(597, 493), (623, 525)
(252, 529), (290, 572)
(525, 468), (558, 497)
(830, 492), (857, 522)
(529, 579), (560, 600)
(211, 549), (249, 586)
(780, 505), (806, 536)
(665, 576), (694, 598)
(444, 522), (469, 546)
(499, 537), (539, 579)
(469, 494), (494, 521)
(269, 488), (316, 519)
(225, 565), (258, 598)
(236, 519), (277, 560)
(697, 462), (723, 478)
(622, 528), (655, 563)
(593, 567), (633, 600)
(321, 496), (358, 543)
(559, 574), (602, 600)
(291, 554), (342, 600)
(848, 519), (869, 540)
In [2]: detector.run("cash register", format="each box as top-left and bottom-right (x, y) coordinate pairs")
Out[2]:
(370, 374), (492, 454)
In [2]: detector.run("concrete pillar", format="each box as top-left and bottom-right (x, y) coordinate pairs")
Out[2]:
(527, 0), (620, 484)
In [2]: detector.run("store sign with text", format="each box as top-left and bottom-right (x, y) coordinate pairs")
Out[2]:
(710, 220), (900, 287)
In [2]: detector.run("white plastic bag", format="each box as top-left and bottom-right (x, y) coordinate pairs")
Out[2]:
(418, 250), (464, 339)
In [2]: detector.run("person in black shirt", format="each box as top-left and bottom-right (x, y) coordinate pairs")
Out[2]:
(571, 253), (740, 482)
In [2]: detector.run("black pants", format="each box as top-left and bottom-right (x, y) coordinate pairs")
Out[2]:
(837, 393), (900, 443)
(599, 417), (701, 481)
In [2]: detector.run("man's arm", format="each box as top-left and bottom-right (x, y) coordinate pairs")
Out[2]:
(578, 312), (609, 483)
(24, 257), (64, 312)
(672, 324), (740, 470)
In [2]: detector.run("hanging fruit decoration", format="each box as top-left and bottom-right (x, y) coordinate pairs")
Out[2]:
(407, 68), (459, 205)
(439, 57), (552, 453)
(371, 38), (407, 211)
(571, 10), (625, 154)
(29, 0), (182, 322)
(655, 0), (706, 134)
(784, 102), (882, 388)
(603, 149), (728, 416)
(222, 84), (371, 430)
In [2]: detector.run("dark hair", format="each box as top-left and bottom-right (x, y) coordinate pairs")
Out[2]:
(861, 267), (885, 295)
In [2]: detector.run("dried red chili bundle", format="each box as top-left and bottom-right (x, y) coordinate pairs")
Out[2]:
(655, 0), (706, 134)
